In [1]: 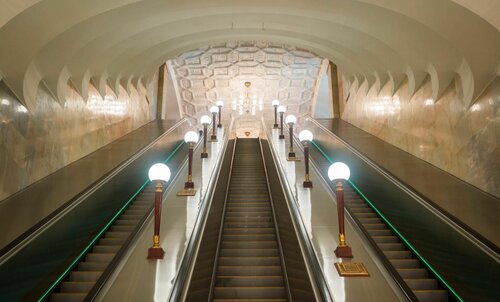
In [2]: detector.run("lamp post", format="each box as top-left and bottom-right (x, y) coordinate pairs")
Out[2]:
(200, 115), (211, 158)
(177, 131), (199, 196)
(328, 162), (353, 258)
(272, 100), (279, 128)
(278, 105), (286, 139)
(216, 100), (224, 128)
(299, 130), (313, 188)
(210, 106), (218, 141)
(147, 163), (171, 260)
(285, 115), (297, 160)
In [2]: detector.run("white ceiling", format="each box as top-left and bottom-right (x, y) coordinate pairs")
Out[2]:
(0, 0), (498, 111)
(169, 41), (324, 124)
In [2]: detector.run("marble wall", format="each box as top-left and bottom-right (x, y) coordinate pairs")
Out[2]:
(341, 75), (499, 197)
(0, 80), (154, 201)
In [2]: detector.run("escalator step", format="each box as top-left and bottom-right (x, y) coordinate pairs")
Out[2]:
(367, 229), (393, 236)
(105, 232), (131, 238)
(224, 228), (275, 234)
(99, 238), (126, 245)
(110, 224), (136, 232)
(390, 259), (420, 269)
(60, 281), (95, 293)
(50, 293), (87, 302)
(372, 235), (398, 243)
(363, 224), (388, 230)
(405, 279), (438, 290)
(217, 266), (282, 276)
(225, 212), (272, 217)
(213, 287), (286, 299)
(78, 261), (109, 271)
(219, 249), (280, 257)
(85, 253), (115, 262)
(383, 250), (412, 259)
(216, 276), (284, 287)
(69, 271), (102, 282)
(92, 245), (121, 253)
(223, 234), (277, 241)
(413, 290), (448, 302)
(398, 268), (428, 279)
(225, 222), (274, 228)
(221, 241), (278, 249)
(377, 243), (405, 251)
(353, 212), (377, 218)
(115, 219), (139, 225)
(218, 257), (281, 266)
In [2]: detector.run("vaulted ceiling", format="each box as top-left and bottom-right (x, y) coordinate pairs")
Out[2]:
(0, 0), (499, 111)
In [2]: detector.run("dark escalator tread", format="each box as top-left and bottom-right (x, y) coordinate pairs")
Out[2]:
(51, 293), (87, 302)
(213, 139), (287, 301)
(343, 185), (449, 301)
(50, 183), (157, 301)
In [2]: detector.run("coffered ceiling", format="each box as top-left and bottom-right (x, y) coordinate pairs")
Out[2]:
(168, 41), (325, 123)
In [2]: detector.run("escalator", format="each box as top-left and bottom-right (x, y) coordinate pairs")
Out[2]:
(185, 138), (317, 301)
(50, 183), (157, 302)
(213, 138), (287, 301)
(342, 186), (447, 302)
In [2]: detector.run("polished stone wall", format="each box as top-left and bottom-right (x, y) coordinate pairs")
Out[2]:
(0, 80), (154, 201)
(341, 76), (499, 197)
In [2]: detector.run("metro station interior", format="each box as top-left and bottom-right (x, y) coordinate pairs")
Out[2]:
(0, 1), (499, 301)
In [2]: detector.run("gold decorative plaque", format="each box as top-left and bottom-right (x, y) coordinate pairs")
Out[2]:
(176, 189), (197, 196)
(334, 262), (370, 277)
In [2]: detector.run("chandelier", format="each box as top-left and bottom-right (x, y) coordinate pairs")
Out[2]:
(231, 81), (263, 116)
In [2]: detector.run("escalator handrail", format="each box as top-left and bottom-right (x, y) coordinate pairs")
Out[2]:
(257, 138), (293, 302)
(309, 138), (463, 302)
(37, 140), (186, 302)
(168, 120), (234, 302)
(262, 121), (333, 302)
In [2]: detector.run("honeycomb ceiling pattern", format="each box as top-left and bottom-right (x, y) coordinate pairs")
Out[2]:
(168, 41), (324, 126)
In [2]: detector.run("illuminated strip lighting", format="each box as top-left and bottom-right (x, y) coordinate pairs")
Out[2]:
(310, 140), (463, 302)
(38, 141), (185, 302)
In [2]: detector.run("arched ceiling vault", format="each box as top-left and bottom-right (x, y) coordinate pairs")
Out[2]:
(0, 0), (499, 110)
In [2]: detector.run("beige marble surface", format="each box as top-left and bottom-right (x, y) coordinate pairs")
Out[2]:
(0, 80), (154, 201)
(341, 76), (499, 197)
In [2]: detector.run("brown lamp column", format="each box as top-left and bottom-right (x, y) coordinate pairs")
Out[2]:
(210, 106), (218, 141)
(216, 100), (223, 128)
(200, 115), (211, 158)
(299, 130), (313, 188)
(278, 105), (286, 139)
(285, 115), (297, 160)
(328, 162), (353, 258)
(147, 163), (171, 260)
(272, 100), (279, 128)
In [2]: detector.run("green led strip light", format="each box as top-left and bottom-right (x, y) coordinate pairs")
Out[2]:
(38, 141), (185, 302)
(311, 140), (463, 302)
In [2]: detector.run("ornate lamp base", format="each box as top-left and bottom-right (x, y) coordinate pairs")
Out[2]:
(287, 152), (300, 161)
(201, 152), (208, 158)
(147, 247), (165, 260)
(335, 245), (353, 258)
(303, 180), (313, 188)
(177, 182), (196, 196)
